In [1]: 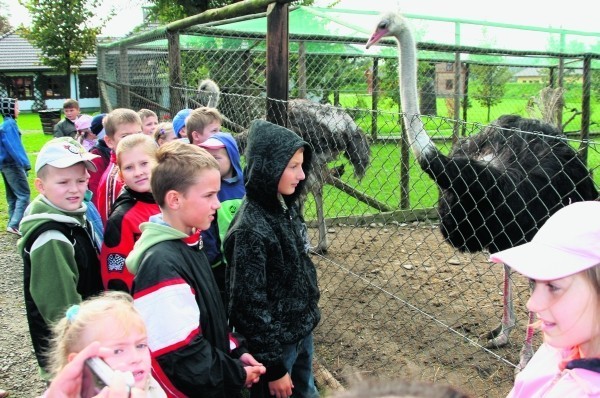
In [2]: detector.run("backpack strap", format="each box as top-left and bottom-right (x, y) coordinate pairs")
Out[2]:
(23, 221), (77, 253)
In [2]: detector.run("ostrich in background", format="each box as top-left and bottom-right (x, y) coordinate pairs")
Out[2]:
(198, 79), (371, 253)
(366, 11), (598, 370)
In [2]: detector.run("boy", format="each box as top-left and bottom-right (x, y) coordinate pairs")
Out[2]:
(187, 106), (222, 145)
(18, 137), (103, 376)
(53, 99), (80, 138)
(126, 141), (265, 397)
(138, 108), (159, 136)
(0, 98), (30, 236)
(199, 133), (245, 309)
(93, 108), (142, 226)
(172, 108), (192, 142)
(224, 120), (321, 398)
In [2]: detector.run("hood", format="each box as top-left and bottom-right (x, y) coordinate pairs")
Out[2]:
(244, 119), (312, 209)
(0, 98), (16, 119)
(126, 216), (188, 274)
(210, 132), (243, 182)
(18, 195), (87, 252)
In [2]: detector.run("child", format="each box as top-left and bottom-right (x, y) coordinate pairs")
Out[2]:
(138, 108), (159, 136)
(53, 99), (80, 138)
(126, 141), (265, 397)
(18, 137), (104, 377)
(93, 108), (142, 227)
(171, 108), (192, 142)
(199, 133), (245, 310)
(153, 122), (176, 147)
(45, 291), (165, 397)
(490, 200), (600, 397)
(88, 113), (110, 195)
(100, 134), (159, 293)
(224, 119), (321, 398)
(187, 106), (222, 145)
(0, 98), (30, 236)
(74, 114), (97, 151)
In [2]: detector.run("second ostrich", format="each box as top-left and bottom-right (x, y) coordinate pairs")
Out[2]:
(198, 80), (371, 253)
(367, 11), (598, 370)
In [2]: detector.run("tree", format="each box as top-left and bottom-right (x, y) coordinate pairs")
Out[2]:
(19, 0), (102, 99)
(0, 0), (12, 34)
(471, 64), (511, 122)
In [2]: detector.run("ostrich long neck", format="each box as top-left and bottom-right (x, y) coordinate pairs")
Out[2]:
(395, 27), (435, 159)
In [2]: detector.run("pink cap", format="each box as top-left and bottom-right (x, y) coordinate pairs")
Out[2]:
(489, 201), (600, 280)
(199, 137), (225, 149)
(75, 114), (93, 131)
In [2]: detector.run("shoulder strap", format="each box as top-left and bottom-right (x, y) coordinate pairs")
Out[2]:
(24, 221), (77, 253)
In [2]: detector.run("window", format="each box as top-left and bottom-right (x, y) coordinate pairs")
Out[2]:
(43, 75), (68, 99)
(4, 76), (34, 100)
(79, 74), (98, 98)
(445, 79), (453, 90)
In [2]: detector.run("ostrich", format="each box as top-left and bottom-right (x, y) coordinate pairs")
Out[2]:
(366, 11), (598, 370)
(197, 79), (371, 253)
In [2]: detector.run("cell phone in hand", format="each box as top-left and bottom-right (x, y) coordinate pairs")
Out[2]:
(81, 357), (134, 398)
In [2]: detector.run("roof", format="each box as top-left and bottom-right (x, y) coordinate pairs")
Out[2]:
(0, 30), (97, 72)
(514, 67), (541, 78)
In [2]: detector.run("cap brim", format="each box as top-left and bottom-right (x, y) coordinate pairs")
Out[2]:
(47, 155), (99, 173)
(200, 144), (226, 149)
(490, 241), (600, 280)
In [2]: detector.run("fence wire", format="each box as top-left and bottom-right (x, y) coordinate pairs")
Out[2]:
(97, 11), (600, 397)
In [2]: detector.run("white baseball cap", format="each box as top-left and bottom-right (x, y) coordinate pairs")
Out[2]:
(490, 201), (600, 280)
(35, 137), (99, 173)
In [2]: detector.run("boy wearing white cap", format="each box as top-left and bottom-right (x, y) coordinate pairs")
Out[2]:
(490, 201), (600, 397)
(17, 137), (104, 378)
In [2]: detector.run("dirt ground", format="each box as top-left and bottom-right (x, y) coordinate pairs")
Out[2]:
(0, 222), (536, 397)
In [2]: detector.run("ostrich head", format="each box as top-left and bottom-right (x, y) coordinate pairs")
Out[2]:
(197, 78), (221, 108)
(366, 11), (409, 49)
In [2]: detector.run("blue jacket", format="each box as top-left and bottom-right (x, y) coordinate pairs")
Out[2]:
(0, 116), (30, 170)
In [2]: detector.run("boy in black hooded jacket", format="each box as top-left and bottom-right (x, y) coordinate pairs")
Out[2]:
(224, 119), (321, 398)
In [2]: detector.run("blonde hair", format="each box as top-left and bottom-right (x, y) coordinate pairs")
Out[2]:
(186, 107), (222, 136)
(138, 108), (157, 121)
(116, 134), (158, 168)
(151, 140), (219, 207)
(104, 108), (142, 139)
(46, 291), (146, 378)
(153, 122), (175, 146)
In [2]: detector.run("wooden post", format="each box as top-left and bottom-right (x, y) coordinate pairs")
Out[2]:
(266, 2), (289, 127)
(461, 63), (469, 136)
(580, 54), (591, 165)
(298, 41), (307, 99)
(452, 53), (461, 144)
(371, 57), (379, 140)
(168, 31), (183, 118)
(119, 45), (130, 108)
(556, 58), (565, 131)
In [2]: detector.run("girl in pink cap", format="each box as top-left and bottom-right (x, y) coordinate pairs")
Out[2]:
(75, 114), (98, 152)
(490, 200), (600, 397)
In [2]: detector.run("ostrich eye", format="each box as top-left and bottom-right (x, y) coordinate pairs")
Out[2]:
(378, 21), (388, 30)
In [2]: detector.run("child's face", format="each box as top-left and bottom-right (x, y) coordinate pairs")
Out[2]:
(278, 148), (305, 195)
(527, 272), (599, 356)
(64, 107), (79, 121)
(142, 116), (159, 136)
(105, 123), (141, 150)
(119, 146), (154, 193)
(77, 128), (97, 140)
(83, 315), (152, 390)
(13, 101), (19, 119)
(206, 147), (232, 179)
(35, 164), (89, 211)
(192, 121), (221, 145)
(170, 169), (221, 234)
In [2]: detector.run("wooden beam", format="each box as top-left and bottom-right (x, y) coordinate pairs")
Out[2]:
(168, 31), (183, 117)
(265, 2), (289, 126)
(305, 207), (438, 228)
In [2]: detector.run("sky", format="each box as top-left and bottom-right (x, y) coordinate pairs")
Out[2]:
(6, 0), (600, 38)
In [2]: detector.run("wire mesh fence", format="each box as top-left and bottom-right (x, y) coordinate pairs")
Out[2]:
(97, 4), (600, 397)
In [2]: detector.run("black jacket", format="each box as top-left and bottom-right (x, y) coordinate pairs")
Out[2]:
(224, 120), (321, 382)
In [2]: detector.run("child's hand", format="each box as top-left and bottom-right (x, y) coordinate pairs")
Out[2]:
(95, 372), (146, 398)
(269, 373), (294, 398)
(243, 365), (266, 388)
(45, 341), (101, 398)
(239, 352), (264, 368)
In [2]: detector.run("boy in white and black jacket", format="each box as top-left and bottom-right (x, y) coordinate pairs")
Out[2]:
(224, 119), (321, 398)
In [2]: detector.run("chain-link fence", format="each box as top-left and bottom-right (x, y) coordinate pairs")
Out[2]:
(97, 3), (600, 396)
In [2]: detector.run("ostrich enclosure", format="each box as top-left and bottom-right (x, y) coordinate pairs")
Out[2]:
(97, 2), (600, 396)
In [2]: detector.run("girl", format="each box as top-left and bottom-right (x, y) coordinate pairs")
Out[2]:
(490, 200), (600, 397)
(45, 291), (165, 397)
(152, 122), (176, 147)
(100, 134), (159, 292)
(75, 115), (98, 152)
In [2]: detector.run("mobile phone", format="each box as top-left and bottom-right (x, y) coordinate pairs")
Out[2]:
(81, 357), (134, 398)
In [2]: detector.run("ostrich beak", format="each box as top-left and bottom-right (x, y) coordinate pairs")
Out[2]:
(366, 28), (388, 49)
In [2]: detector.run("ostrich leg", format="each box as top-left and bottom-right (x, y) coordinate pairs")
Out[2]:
(484, 264), (515, 347)
(312, 181), (328, 254)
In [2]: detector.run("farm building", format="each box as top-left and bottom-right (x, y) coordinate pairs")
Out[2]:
(0, 30), (99, 111)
